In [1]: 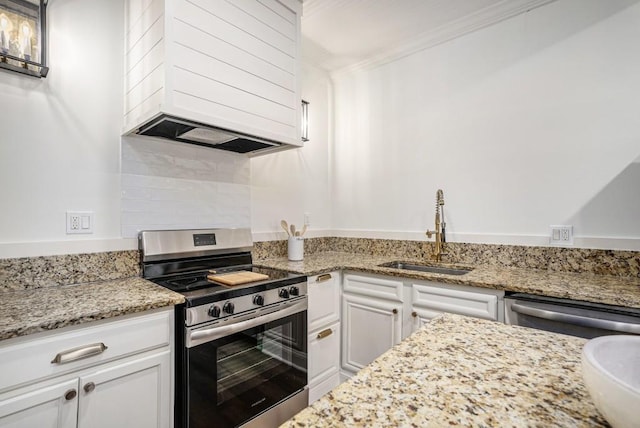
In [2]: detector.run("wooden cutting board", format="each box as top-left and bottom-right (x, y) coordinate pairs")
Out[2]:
(207, 271), (269, 286)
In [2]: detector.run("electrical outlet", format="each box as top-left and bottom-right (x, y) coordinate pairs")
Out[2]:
(67, 211), (94, 234)
(550, 225), (573, 246)
(304, 212), (311, 226)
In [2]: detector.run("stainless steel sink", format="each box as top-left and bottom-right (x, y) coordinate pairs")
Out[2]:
(379, 261), (473, 276)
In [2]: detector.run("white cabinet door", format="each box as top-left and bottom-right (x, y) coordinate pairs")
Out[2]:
(0, 379), (78, 428)
(78, 350), (171, 428)
(341, 294), (402, 373)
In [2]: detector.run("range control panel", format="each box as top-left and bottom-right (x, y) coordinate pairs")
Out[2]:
(186, 282), (308, 327)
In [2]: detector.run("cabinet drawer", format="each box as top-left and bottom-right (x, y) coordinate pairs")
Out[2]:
(412, 283), (499, 321)
(343, 274), (403, 302)
(308, 321), (340, 385)
(308, 272), (340, 332)
(0, 309), (173, 392)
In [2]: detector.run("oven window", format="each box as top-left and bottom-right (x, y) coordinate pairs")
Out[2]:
(187, 311), (307, 428)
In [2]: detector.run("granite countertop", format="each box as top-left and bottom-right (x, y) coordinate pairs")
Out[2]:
(0, 277), (184, 341)
(255, 251), (640, 309)
(282, 313), (607, 427)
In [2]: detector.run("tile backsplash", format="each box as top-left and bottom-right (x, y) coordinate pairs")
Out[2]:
(121, 137), (251, 238)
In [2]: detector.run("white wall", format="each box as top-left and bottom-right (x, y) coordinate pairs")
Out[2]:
(331, 0), (640, 250)
(0, 0), (253, 257)
(0, 0), (127, 257)
(251, 62), (333, 241)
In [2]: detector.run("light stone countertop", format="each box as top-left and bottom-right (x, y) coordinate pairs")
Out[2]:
(255, 251), (640, 309)
(0, 277), (184, 341)
(282, 313), (607, 427)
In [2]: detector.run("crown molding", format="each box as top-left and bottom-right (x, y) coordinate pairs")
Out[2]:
(330, 0), (557, 78)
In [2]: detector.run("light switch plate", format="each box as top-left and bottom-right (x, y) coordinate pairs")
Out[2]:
(67, 211), (94, 234)
(549, 225), (573, 246)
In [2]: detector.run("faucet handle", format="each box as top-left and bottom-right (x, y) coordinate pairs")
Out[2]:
(426, 230), (435, 238)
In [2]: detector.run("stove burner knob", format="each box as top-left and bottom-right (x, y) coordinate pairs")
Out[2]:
(223, 302), (235, 314)
(289, 286), (299, 296)
(208, 305), (221, 318)
(253, 295), (264, 306)
(279, 288), (290, 299)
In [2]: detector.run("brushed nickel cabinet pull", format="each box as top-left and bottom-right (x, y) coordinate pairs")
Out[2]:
(392, 308), (398, 314)
(51, 343), (108, 365)
(316, 274), (332, 283)
(84, 382), (96, 393)
(64, 389), (77, 401)
(412, 311), (417, 318)
(317, 328), (333, 339)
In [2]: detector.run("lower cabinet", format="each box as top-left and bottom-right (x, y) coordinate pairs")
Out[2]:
(0, 379), (78, 428)
(341, 293), (402, 374)
(77, 350), (170, 428)
(341, 272), (504, 379)
(0, 308), (174, 428)
(307, 272), (341, 404)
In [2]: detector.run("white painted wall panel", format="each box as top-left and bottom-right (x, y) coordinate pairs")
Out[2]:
(125, 0), (163, 53)
(125, 41), (164, 93)
(189, 0), (296, 52)
(126, 0), (155, 32)
(171, 67), (296, 126)
(232, 0), (296, 39)
(256, 0), (302, 25)
(172, 46), (295, 107)
(174, 1), (295, 73)
(125, 66), (165, 114)
(124, 89), (164, 130)
(172, 19), (294, 90)
(171, 91), (296, 139)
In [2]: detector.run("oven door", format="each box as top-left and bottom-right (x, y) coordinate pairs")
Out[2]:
(184, 299), (307, 428)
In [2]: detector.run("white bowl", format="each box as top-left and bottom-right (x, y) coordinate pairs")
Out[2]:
(582, 335), (640, 428)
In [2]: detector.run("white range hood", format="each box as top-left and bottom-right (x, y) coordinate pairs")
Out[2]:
(123, 0), (303, 156)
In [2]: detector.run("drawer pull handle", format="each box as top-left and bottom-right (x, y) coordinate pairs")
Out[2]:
(316, 274), (332, 283)
(317, 329), (333, 339)
(412, 311), (417, 318)
(392, 309), (398, 315)
(64, 389), (77, 401)
(84, 382), (96, 393)
(51, 342), (108, 365)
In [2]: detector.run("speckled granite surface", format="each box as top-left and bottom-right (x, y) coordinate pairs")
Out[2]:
(0, 277), (184, 340)
(254, 238), (640, 277)
(255, 252), (640, 309)
(282, 314), (607, 428)
(0, 250), (140, 292)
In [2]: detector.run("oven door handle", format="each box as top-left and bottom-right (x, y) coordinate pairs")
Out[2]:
(187, 300), (307, 347)
(510, 302), (640, 335)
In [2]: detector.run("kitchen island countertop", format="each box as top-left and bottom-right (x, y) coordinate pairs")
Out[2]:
(282, 313), (607, 427)
(256, 251), (640, 309)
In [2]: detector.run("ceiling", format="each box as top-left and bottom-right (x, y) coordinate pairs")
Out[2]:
(301, 0), (556, 73)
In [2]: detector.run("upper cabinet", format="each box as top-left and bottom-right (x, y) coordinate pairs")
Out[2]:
(123, 0), (303, 156)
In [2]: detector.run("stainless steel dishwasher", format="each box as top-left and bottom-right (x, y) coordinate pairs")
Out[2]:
(505, 293), (640, 339)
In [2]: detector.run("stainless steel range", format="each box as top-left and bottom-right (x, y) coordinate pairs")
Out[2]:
(140, 228), (308, 428)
